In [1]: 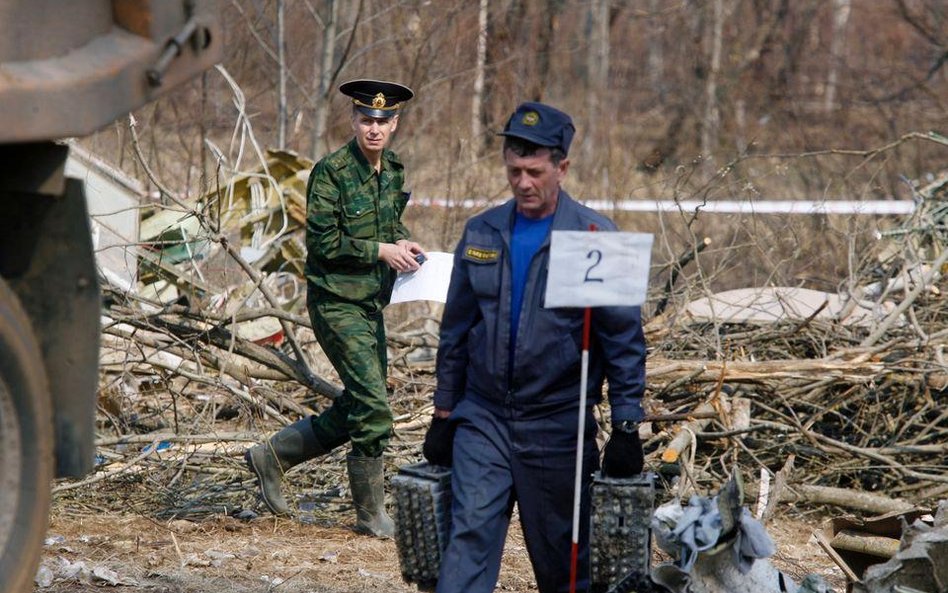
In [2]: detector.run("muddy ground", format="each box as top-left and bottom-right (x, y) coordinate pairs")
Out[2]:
(37, 502), (846, 592)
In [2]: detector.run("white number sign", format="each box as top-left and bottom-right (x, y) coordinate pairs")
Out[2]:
(544, 231), (653, 308)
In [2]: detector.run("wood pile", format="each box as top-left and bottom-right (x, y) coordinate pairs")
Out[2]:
(53, 171), (946, 523)
(642, 172), (946, 512)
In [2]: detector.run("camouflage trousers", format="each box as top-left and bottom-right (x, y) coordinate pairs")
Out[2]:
(308, 296), (393, 458)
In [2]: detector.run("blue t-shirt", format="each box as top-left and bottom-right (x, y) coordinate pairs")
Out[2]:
(510, 211), (554, 364)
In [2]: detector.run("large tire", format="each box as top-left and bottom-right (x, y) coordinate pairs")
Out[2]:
(0, 279), (53, 593)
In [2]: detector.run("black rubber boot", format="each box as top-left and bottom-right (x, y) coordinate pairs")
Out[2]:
(347, 455), (395, 538)
(244, 418), (326, 515)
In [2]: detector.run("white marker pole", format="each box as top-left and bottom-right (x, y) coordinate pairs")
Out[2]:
(546, 226), (652, 592)
(568, 307), (592, 593)
(567, 222), (602, 593)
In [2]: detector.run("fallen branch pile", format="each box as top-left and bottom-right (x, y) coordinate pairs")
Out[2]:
(54, 150), (947, 524)
(642, 318), (947, 510)
(641, 173), (947, 511)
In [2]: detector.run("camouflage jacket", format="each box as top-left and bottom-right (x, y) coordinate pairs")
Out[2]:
(305, 138), (411, 308)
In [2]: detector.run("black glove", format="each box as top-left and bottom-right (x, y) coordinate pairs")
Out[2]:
(602, 423), (644, 478)
(423, 416), (456, 467)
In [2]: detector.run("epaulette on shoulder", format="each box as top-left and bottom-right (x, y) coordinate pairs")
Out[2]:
(569, 196), (616, 230)
(384, 149), (404, 168)
(323, 145), (351, 171)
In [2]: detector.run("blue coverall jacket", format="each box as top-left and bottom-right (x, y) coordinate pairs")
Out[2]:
(434, 190), (647, 422)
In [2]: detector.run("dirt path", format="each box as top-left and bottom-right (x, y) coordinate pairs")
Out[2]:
(37, 507), (846, 592)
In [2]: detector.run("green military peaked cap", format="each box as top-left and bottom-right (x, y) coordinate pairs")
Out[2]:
(340, 79), (414, 118)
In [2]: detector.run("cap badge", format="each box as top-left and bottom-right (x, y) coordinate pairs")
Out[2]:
(372, 93), (387, 109)
(521, 111), (539, 126)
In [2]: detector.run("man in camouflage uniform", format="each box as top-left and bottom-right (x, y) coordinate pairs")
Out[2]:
(245, 79), (424, 537)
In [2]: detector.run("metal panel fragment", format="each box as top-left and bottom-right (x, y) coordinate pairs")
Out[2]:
(590, 472), (656, 593)
(392, 462), (453, 590)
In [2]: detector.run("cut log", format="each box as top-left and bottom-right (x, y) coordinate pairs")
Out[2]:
(830, 530), (900, 559)
(788, 484), (915, 515)
(661, 401), (717, 463)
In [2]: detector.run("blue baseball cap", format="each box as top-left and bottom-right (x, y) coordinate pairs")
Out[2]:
(499, 102), (575, 156)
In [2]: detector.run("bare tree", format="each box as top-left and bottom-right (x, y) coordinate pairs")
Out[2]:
(824, 0), (851, 113)
(700, 0), (724, 167)
(310, 0), (338, 160)
(646, 0), (665, 99)
(307, 0), (365, 160)
(527, 0), (564, 101)
(89, 0), (948, 205)
(277, 0), (287, 148)
(582, 0), (610, 186)
(471, 0), (489, 160)
(878, 0), (948, 101)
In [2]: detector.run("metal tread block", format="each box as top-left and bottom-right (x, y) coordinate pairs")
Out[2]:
(392, 462), (453, 588)
(590, 472), (656, 593)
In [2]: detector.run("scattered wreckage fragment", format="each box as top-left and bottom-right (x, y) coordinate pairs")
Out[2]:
(818, 503), (948, 593)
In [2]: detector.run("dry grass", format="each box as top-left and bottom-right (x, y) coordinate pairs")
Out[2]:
(40, 505), (845, 593)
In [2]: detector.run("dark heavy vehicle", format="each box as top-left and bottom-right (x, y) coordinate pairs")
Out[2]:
(0, 2), (220, 590)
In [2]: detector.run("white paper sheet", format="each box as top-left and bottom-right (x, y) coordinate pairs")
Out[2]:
(390, 251), (455, 304)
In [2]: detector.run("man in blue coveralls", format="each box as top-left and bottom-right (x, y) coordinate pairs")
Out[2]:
(422, 102), (647, 593)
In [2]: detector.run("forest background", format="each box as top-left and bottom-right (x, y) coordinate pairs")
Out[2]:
(81, 0), (947, 301)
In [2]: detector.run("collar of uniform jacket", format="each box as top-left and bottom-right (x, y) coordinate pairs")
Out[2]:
(480, 190), (606, 240)
(344, 138), (403, 185)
